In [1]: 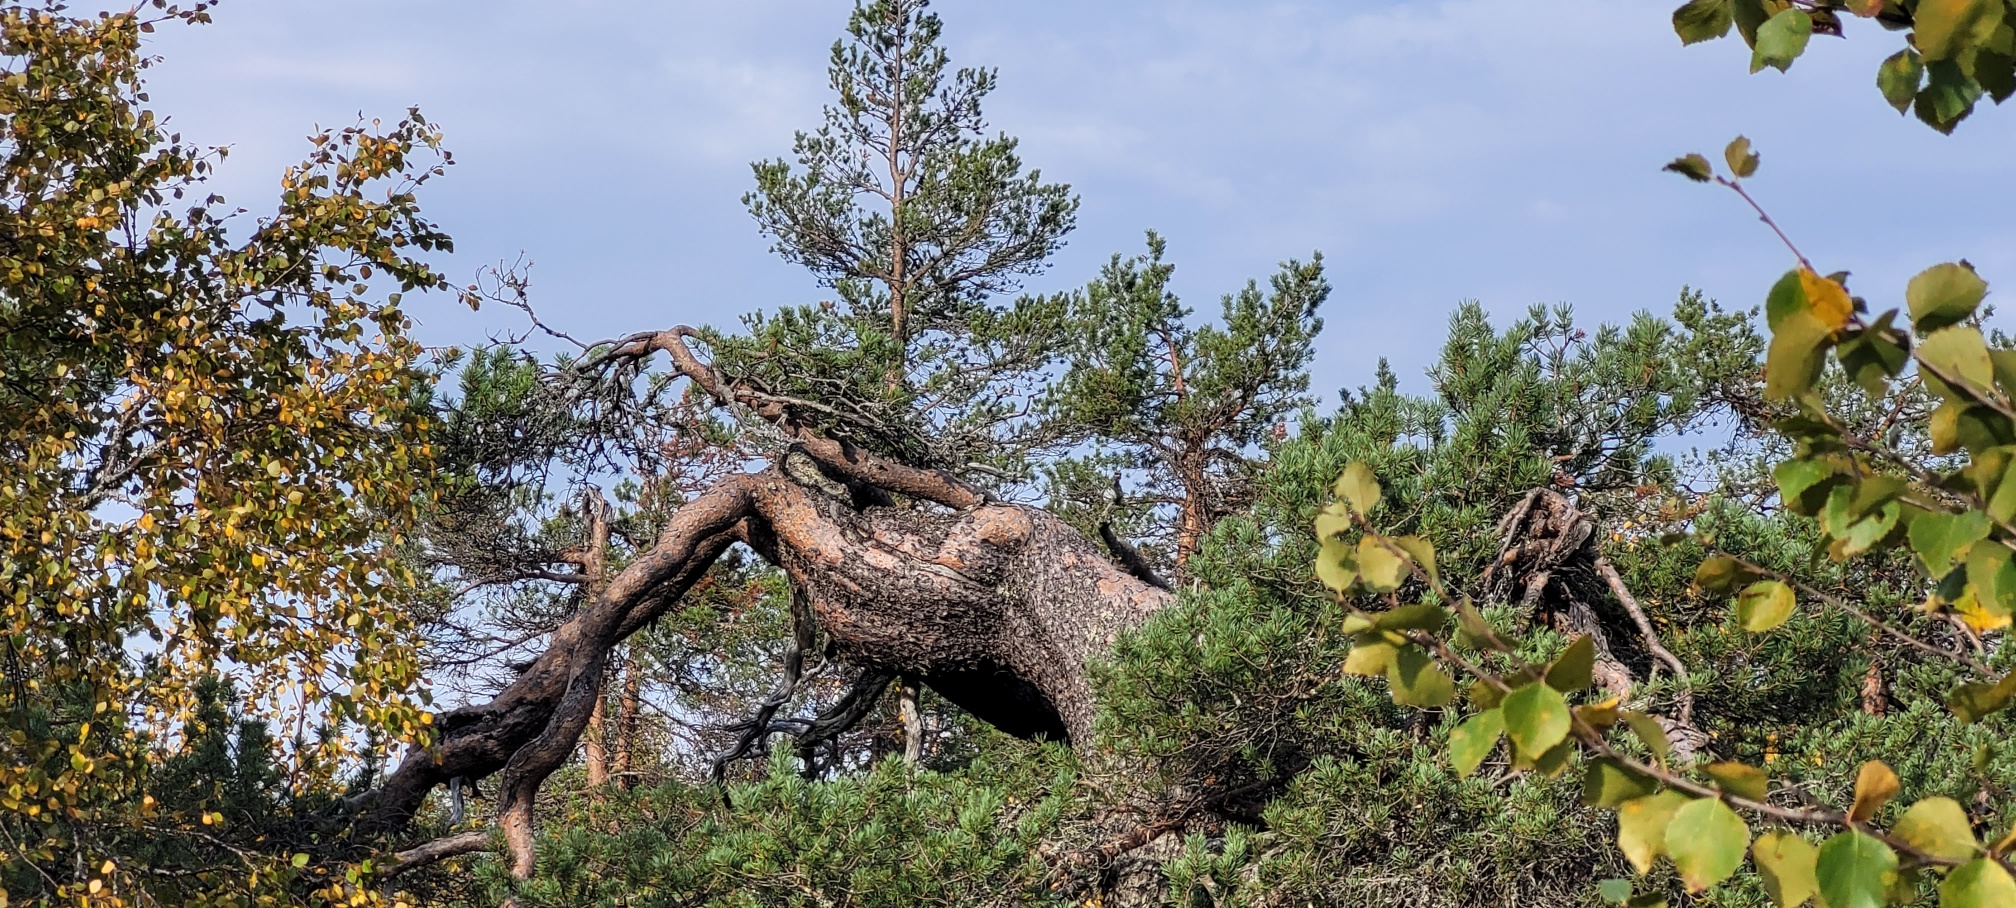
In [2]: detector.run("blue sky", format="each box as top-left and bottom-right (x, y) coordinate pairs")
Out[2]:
(143, 1), (2016, 401)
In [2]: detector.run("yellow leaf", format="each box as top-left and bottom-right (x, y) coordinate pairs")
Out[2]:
(1849, 760), (1901, 822)
(1799, 268), (1853, 330)
(1953, 586), (2015, 633)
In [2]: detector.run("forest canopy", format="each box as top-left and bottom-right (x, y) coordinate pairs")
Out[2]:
(2, 1), (2013, 907)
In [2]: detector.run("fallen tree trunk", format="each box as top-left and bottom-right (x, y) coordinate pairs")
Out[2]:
(357, 384), (1173, 875)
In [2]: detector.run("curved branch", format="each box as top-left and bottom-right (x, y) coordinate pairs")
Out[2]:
(1099, 521), (1171, 591)
(1593, 553), (1694, 723)
(362, 474), (761, 831)
(794, 669), (902, 775)
(647, 325), (989, 510)
(710, 581), (821, 784)
(382, 829), (492, 878)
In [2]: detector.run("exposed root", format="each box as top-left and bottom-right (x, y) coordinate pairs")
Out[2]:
(1485, 489), (1699, 744)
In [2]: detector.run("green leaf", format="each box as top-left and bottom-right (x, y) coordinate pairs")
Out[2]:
(1732, 0), (1771, 45)
(1751, 9), (1813, 73)
(1814, 831), (1896, 908)
(1774, 458), (1836, 514)
(1674, 0), (1735, 44)
(1941, 858), (2016, 908)
(1765, 269), (1805, 330)
(1622, 711), (1673, 766)
(1448, 708), (1504, 777)
(1831, 502), (1900, 560)
(1313, 504), (1351, 541)
(1934, 400), (1967, 454)
(1994, 349), (2016, 400)
(1848, 474), (1908, 520)
(1617, 790), (1691, 875)
(1723, 135), (1759, 178)
(1920, 325), (1996, 395)
(1704, 761), (1769, 801)
(1387, 644), (1455, 708)
(1837, 317), (1912, 397)
(1666, 797), (1749, 892)
(1914, 0), (2004, 62)
(1892, 796), (1978, 862)
(1694, 555), (1748, 594)
(1736, 580), (1797, 632)
(1765, 309), (1831, 402)
(1545, 634), (1596, 692)
(1522, 739), (1577, 778)
(1917, 59), (1985, 133)
(1664, 153), (1714, 182)
(1343, 636), (1398, 676)
(1334, 462), (1381, 514)
(1907, 262), (1988, 334)
(1358, 537), (1410, 592)
(1598, 877), (1635, 904)
(1392, 535), (1438, 587)
(1315, 537), (1358, 593)
(1978, 44), (2016, 103)
(1909, 509), (1992, 576)
(1501, 682), (1572, 759)
(1948, 672), (2016, 723)
(1469, 677), (1506, 710)
(1753, 830), (1819, 908)
(291, 852), (310, 868)
(1878, 49), (1927, 113)
(1583, 757), (1657, 807)
(1965, 542), (2016, 618)
(1374, 603), (1448, 632)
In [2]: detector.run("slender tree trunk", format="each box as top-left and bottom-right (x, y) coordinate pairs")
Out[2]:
(884, 6), (910, 387)
(583, 696), (610, 788)
(1173, 449), (1209, 571)
(898, 678), (924, 764)
(612, 653), (641, 787)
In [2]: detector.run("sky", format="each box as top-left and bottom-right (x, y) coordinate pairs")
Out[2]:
(141, 0), (2016, 401)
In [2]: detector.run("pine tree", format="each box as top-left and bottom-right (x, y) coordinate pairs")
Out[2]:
(732, 0), (1078, 469)
(1042, 232), (1327, 575)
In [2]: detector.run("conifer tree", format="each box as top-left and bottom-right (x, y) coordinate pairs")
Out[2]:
(1044, 233), (1327, 573)
(732, 0), (1077, 470)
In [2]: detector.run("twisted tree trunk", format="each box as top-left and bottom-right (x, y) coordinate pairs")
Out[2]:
(363, 328), (1174, 879)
